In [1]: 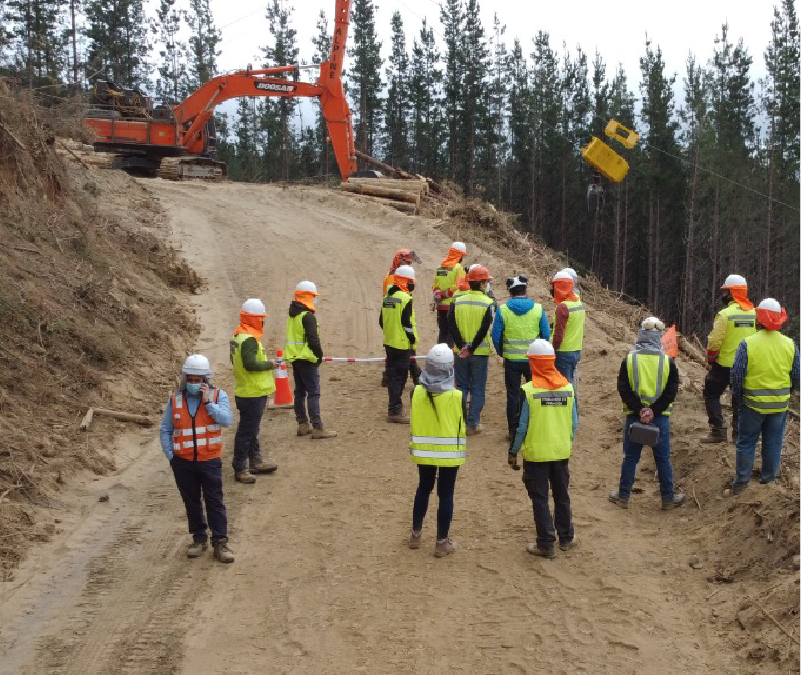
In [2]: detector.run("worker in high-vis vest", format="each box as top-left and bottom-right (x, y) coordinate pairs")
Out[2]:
(408, 344), (465, 558)
(550, 270), (585, 420)
(702, 274), (757, 444)
(159, 354), (235, 563)
(286, 281), (337, 440)
(433, 241), (467, 346)
(608, 317), (686, 511)
(729, 298), (799, 494)
(448, 265), (495, 435)
(382, 249), (421, 388)
(380, 265), (419, 423)
(230, 298), (278, 484)
(507, 340), (576, 558)
(493, 274), (551, 440)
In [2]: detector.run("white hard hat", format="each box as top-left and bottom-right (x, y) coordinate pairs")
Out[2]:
(296, 281), (318, 294)
(182, 354), (212, 377)
(641, 316), (665, 331)
(451, 242), (467, 254)
(394, 265), (416, 281)
(721, 274), (747, 288)
(527, 339), (555, 357)
(561, 267), (578, 283)
(427, 343), (454, 366)
(241, 298), (267, 315)
(758, 297), (781, 312)
(552, 270), (573, 283)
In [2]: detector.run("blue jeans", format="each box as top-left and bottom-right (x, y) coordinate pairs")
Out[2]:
(734, 405), (787, 487)
(455, 354), (489, 428)
(555, 350), (581, 429)
(618, 415), (675, 500)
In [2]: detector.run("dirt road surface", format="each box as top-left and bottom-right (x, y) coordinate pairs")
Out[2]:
(0, 180), (752, 674)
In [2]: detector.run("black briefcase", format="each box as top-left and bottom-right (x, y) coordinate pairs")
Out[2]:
(628, 422), (660, 446)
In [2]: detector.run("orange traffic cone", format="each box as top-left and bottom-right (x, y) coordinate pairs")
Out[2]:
(273, 349), (294, 407)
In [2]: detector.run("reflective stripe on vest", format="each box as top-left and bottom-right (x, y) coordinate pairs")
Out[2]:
(717, 303), (756, 367)
(742, 331), (795, 414)
(519, 382), (574, 462)
(171, 389), (223, 461)
(285, 311), (319, 363)
(624, 350), (672, 415)
(558, 301), (585, 352)
(433, 264), (464, 309)
(500, 303), (543, 361)
(453, 291), (493, 356)
(382, 291), (417, 350)
(230, 333), (276, 398)
(409, 386), (466, 467)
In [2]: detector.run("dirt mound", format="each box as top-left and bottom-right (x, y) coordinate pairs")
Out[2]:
(0, 91), (200, 579)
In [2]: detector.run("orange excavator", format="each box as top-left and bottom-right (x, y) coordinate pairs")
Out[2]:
(84, 0), (356, 181)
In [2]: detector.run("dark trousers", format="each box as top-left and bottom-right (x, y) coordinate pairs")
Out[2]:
(504, 359), (532, 433)
(386, 346), (414, 414)
(523, 459), (573, 551)
(437, 309), (454, 348)
(233, 395), (267, 472)
(704, 363), (739, 434)
(412, 465), (459, 539)
(292, 360), (323, 428)
(171, 456), (227, 543)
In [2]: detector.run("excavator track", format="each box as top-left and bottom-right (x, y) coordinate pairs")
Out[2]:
(157, 156), (227, 182)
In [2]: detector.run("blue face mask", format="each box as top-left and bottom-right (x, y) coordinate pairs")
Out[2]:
(186, 382), (202, 396)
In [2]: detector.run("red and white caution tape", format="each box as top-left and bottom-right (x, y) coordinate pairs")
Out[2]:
(321, 356), (427, 363)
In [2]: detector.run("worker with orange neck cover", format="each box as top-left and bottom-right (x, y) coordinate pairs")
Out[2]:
(550, 271), (585, 423)
(433, 242), (467, 346)
(382, 250), (422, 389)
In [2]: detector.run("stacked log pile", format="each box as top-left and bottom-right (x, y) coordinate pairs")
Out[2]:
(54, 138), (114, 169)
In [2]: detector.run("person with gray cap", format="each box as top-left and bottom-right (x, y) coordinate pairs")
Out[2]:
(160, 354), (235, 563)
(609, 318), (686, 510)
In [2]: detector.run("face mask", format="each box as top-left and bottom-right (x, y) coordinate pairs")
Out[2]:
(407, 282), (415, 292)
(186, 382), (202, 396)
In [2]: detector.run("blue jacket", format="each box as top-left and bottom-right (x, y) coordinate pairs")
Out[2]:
(491, 297), (550, 356)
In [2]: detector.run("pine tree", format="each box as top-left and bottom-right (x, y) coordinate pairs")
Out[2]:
(233, 97), (261, 181)
(152, 0), (186, 103)
(312, 9), (332, 176)
(185, 0), (220, 90)
(440, 0), (464, 180)
(409, 18), (441, 176)
(384, 11), (410, 168)
(84, 0), (149, 87)
(349, 0), (383, 158)
(460, 0), (489, 194)
(7, 0), (67, 87)
(487, 13), (507, 204)
(505, 38), (531, 219)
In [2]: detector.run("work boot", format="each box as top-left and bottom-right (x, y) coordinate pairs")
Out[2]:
(608, 491), (629, 509)
(434, 538), (456, 558)
(662, 493), (687, 510)
(559, 535), (578, 552)
(526, 543), (555, 559)
(186, 541), (208, 558)
(251, 459), (278, 474)
(297, 422), (312, 437)
(387, 411), (410, 424)
(466, 426), (481, 436)
(212, 538), (235, 564)
(731, 482), (748, 495)
(408, 529), (422, 550)
(311, 427), (338, 439)
(700, 428), (727, 444)
(235, 470), (256, 484)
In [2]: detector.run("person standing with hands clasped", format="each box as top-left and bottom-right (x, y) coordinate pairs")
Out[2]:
(508, 340), (576, 558)
(160, 355), (235, 563)
(608, 317), (686, 510)
(408, 344), (466, 558)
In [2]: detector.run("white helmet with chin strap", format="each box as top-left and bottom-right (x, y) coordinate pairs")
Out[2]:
(182, 354), (212, 377)
(241, 298), (267, 315)
(758, 297), (781, 312)
(296, 281), (318, 294)
(394, 265), (416, 281)
(721, 274), (747, 289)
(451, 241), (467, 254)
(427, 343), (454, 366)
(527, 339), (555, 357)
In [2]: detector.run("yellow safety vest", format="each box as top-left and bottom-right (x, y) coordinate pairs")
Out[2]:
(557, 300), (585, 352)
(624, 349), (672, 415)
(230, 333), (276, 398)
(433, 264), (465, 308)
(742, 331), (795, 414)
(453, 291), (494, 356)
(499, 302), (542, 361)
(717, 302), (757, 367)
(382, 290), (418, 350)
(285, 311), (318, 363)
(519, 382), (574, 462)
(409, 386), (465, 467)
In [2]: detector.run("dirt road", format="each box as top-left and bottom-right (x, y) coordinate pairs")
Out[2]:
(0, 180), (749, 674)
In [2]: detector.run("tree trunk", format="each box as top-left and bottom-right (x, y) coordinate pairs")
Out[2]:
(622, 179), (629, 291)
(613, 183), (621, 291)
(712, 178), (720, 307)
(654, 189), (661, 314)
(764, 148), (774, 295)
(682, 156), (698, 332)
(647, 186), (654, 307)
(71, 0), (79, 88)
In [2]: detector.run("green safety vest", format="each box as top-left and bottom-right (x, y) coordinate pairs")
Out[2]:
(382, 290), (418, 350)
(624, 349), (672, 416)
(409, 386), (465, 467)
(717, 302), (757, 367)
(519, 382), (574, 462)
(453, 291), (494, 356)
(230, 333), (276, 398)
(557, 300), (585, 352)
(433, 264), (464, 307)
(285, 311), (318, 363)
(742, 330), (795, 414)
(499, 302), (543, 361)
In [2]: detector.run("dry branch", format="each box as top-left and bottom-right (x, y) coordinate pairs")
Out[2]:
(91, 408), (153, 427)
(79, 407), (94, 431)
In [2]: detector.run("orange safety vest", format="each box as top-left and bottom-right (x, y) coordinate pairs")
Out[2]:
(171, 388), (224, 461)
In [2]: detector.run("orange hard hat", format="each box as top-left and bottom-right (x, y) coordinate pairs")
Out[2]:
(467, 265), (492, 282)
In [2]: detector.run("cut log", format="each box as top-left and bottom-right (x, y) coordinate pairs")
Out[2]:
(339, 182), (420, 206)
(79, 407), (95, 431)
(348, 179), (424, 193)
(92, 408), (153, 427)
(350, 194), (417, 214)
(355, 149), (413, 179)
(679, 335), (708, 367)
